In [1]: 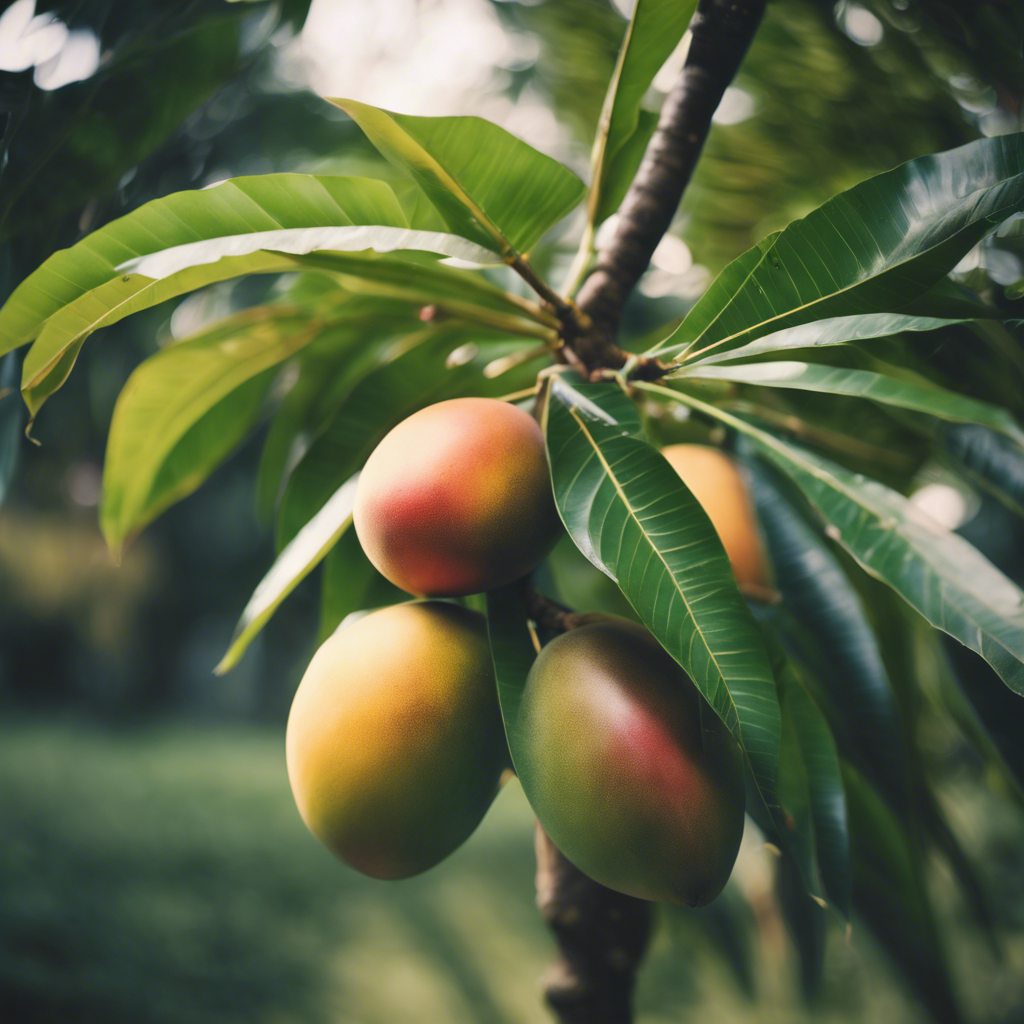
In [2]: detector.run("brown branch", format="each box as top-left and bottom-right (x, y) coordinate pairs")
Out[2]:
(535, 825), (654, 1024)
(529, 4), (769, 1022)
(569, 0), (768, 378)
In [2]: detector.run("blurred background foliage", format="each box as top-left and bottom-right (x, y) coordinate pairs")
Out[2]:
(2, 0), (1024, 1022)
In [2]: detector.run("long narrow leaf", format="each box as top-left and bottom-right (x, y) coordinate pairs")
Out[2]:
(638, 383), (1024, 695)
(485, 583), (540, 767)
(682, 361), (1024, 444)
(777, 656), (850, 916)
(215, 473), (360, 675)
(682, 312), (976, 367)
(843, 762), (964, 1024)
(1, 175), (406, 353)
(747, 459), (906, 806)
(590, 0), (697, 225)
(649, 133), (1024, 364)
(331, 99), (585, 256)
(1, 175), (503, 416)
(102, 308), (325, 549)
(543, 374), (780, 805)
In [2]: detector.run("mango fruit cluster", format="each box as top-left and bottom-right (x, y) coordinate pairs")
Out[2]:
(286, 399), (764, 907)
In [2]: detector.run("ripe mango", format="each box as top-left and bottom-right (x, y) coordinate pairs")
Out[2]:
(353, 398), (562, 597)
(661, 444), (771, 595)
(286, 601), (507, 879)
(516, 616), (745, 906)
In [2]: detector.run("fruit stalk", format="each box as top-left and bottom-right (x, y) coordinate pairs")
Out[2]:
(569, 0), (768, 379)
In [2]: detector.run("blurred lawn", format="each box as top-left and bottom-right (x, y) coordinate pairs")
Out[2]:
(0, 720), (954, 1024)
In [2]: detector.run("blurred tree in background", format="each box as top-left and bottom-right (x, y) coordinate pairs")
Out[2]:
(2, 2), (1024, 1023)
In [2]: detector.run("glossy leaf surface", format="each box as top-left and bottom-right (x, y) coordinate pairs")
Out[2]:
(216, 474), (361, 675)
(843, 763), (964, 1024)
(684, 361), (1024, 444)
(680, 312), (975, 367)
(543, 374), (780, 804)
(318, 528), (409, 643)
(101, 307), (325, 549)
(650, 133), (1024, 364)
(747, 460), (906, 807)
(331, 99), (585, 255)
(485, 583), (540, 767)
(639, 384), (1024, 695)
(774, 648), (850, 916)
(590, 0), (697, 225)
(1, 175), (499, 415)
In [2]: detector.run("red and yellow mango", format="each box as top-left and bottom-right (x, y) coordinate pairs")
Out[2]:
(354, 398), (562, 597)
(516, 615), (745, 906)
(286, 601), (507, 879)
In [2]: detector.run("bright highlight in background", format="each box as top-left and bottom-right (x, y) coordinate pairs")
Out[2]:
(0, 0), (100, 90)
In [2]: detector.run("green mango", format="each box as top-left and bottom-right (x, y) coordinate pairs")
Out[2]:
(517, 615), (745, 906)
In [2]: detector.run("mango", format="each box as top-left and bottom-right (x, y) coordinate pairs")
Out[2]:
(661, 444), (771, 594)
(516, 616), (745, 906)
(353, 398), (562, 597)
(286, 601), (507, 879)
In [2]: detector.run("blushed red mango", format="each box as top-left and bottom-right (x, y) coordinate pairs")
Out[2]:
(516, 617), (745, 906)
(353, 398), (562, 597)
(286, 602), (507, 879)
(661, 444), (771, 594)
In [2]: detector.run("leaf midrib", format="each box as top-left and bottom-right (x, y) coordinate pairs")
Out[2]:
(567, 403), (743, 734)
(656, 171), (1024, 364)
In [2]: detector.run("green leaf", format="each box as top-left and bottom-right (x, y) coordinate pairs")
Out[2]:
(277, 330), (543, 548)
(941, 423), (1024, 519)
(0, 353), (21, 507)
(775, 846), (826, 1003)
(253, 299), (417, 521)
(318, 528), (409, 644)
(681, 312), (973, 367)
(215, 473), (361, 675)
(775, 650), (850, 916)
(843, 762), (964, 1024)
(485, 583), (540, 768)
(595, 108), (660, 226)
(1, 174), (497, 416)
(682, 361), (1024, 444)
(290, 250), (551, 323)
(746, 459), (906, 807)
(101, 307), (325, 549)
(330, 98), (585, 255)
(590, 0), (698, 225)
(649, 133), (1024, 364)
(638, 383), (1024, 696)
(543, 374), (780, 805)
(2, 175), (404, 351)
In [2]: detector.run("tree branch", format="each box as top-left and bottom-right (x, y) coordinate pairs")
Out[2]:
(570, 0), (768, 377)
(531, 5), (768, 1022)
(535, 824), (654, 1024)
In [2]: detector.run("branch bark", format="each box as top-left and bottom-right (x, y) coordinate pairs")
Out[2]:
(536, 825), (654, 1024)
(570, 0), (768, 377)
(534, 4), (767, 1022)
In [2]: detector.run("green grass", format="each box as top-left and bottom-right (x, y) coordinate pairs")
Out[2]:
(0, 719), (973, 1024)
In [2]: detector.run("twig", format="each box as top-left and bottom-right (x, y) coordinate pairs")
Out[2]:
(569, 0), (767, 377)
(529, 5), (768, 1021)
